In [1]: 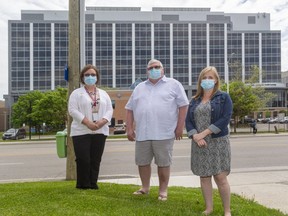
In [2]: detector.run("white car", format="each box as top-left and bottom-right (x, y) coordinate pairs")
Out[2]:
(268, 118), (279, 124)
(279, 117), (288, 124)
(113, 124), (126, 135)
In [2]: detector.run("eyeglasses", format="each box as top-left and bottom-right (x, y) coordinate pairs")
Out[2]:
(84, 73), (96, 77)
(147, 65), (161, 70)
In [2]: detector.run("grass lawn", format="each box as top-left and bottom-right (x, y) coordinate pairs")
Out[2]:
(0, 181), (286, 216)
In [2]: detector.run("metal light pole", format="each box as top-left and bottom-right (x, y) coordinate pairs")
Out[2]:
(225, 53), (235, 94)
(3, 111), (7, 131)
(225, 53), (235, 134)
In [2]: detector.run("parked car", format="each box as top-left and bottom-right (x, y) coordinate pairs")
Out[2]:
(244, 117), (254, 123)
(2, 128), (26, 140)
(261, 118), (271, 123)
(113, 124), (126, 135)
(238, 117), (254, 124)
(279, 117), (288, 124)
(268, 118), (279, 124)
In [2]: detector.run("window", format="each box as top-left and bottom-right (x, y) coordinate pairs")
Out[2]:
(248, 16), (256, 24)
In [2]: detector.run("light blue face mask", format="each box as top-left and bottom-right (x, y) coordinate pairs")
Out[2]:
(84, 76), (97, 86)
(149, 68), (162, 80)
(201, 79), (215, 90)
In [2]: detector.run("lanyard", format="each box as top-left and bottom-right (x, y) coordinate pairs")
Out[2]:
(85, 86), (100, 113)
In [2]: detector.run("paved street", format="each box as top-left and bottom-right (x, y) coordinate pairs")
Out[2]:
(1, 134), (287, 181)
(0, 134), (287, 213)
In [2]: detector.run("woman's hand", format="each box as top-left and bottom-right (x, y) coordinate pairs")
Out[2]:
(193, 129), (211, 143)
(86, 121), (99, 130)
(193, 132), (209, 148)
(82, 117), (107, 131)
(94, 118), (108, 130)
(196, 139), (207, 148)
(193, 133), (205, 142)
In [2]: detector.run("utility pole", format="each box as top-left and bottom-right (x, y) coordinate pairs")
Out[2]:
(66, 0), (85, 180)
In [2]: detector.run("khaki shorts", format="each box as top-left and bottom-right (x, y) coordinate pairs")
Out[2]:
(135, 139), (174, 167)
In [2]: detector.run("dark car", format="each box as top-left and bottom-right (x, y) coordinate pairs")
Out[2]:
(2, 128), (26, 140)
(261, 118), (270, 123)
(244, 117), (254, 123)
(113, 124), (126, 135)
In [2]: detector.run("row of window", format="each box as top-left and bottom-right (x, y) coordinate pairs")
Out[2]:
(10, 23), (281, 88)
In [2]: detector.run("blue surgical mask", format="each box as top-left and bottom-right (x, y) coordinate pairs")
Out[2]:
(201, 79), (215, 90)
(149, 68), (162, 80)
(84, 76), (97, 86)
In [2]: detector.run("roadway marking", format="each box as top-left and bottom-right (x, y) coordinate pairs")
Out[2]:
(0, 162), (24, 166)
(0, 177), (65, 184)
(174, 156), (189, 158)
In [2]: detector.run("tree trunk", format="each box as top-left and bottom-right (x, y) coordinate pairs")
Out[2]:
(233, 116), (237, 133)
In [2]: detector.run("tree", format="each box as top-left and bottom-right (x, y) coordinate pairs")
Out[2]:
(221, 64), (276, 132)
(33, 87), (68, 131)
(11, 88), (69, 138)
(224, 81), (258, 132)
(279, 109), (288, 116)
(246, 65), (276, 109)
(11, 91), (43, 140)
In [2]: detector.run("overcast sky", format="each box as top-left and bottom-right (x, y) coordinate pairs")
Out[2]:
(0, 0), (287, 100)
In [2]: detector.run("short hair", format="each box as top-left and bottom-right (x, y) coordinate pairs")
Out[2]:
(79, 64), (100, 85)
(147, 59), (163, 69)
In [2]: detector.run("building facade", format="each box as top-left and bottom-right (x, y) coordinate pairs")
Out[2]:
(5, 7), (287, 121)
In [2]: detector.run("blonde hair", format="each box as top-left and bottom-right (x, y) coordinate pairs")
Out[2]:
(193, 66), (220, 99)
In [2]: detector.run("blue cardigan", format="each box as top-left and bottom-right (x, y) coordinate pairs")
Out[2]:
(185, 90), (233, 139)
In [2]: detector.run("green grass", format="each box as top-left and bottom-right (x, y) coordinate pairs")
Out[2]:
(0, 181), (286, 216)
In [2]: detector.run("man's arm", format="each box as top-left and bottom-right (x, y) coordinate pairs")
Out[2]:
(175, 105), (188, 140)
(126, 109), (135, 141)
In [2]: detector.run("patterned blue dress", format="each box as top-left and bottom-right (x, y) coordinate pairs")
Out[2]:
(191, 101), (231, 177)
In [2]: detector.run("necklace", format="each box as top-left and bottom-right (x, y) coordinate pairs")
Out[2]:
(85, 86), (95, 94)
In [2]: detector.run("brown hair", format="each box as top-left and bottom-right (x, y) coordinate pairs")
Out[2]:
(193, 66), (220, 99)
(79, 64), (100, 85)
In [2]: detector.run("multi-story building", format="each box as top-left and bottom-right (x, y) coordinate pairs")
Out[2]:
(4, 7), (287, 123)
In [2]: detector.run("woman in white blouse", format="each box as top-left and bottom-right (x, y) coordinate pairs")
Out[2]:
(68, 64), (113, 190)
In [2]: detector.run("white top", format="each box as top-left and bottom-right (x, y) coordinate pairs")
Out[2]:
(125, 76), (189, 141)
(68, 86), (113, 136)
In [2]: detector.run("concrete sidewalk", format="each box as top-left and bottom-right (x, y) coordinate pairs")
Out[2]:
(99, 166), (288, 214)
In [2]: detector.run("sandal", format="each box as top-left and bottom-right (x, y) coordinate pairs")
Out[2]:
(133, 190), (149, 195)
(158, 194), (168, 201)
(202, 210), (213, 215)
